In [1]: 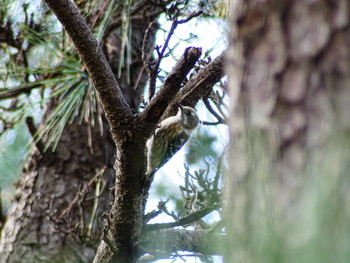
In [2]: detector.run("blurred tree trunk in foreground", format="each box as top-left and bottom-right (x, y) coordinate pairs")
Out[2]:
(226, 0), (350, 262)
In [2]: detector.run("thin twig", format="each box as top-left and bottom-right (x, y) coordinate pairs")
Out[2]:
(144, 209), (163, 223)
(203, 97), (225, 123)
(177, 10), (203, 24)
(209, 91), (228, 119)
(145, 9), (203, 102)
(200, 121), (224, 126)
(157, 199), (179, 221)
(147, 12), (178, 101)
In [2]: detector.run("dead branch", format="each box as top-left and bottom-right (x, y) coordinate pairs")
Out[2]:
(142, 20), (158, 100)
(161, 51), (226, 121)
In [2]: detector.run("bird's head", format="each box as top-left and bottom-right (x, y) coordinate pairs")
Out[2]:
(177, 103), (199, 130)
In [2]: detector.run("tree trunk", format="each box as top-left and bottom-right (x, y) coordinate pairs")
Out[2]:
(0, 120), (115, 263)
(226, 0), (350, 261)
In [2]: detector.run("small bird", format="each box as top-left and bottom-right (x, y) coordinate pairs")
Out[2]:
(146, 103), (199, 177)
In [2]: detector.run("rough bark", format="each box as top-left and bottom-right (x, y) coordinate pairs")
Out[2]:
(226, 0), (350, 260)
(0, 120), (115, 263)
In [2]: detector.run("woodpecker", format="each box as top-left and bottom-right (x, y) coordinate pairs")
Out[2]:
(146, 103), (199, 177)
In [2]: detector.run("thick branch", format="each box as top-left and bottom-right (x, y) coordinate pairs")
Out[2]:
(144, 206), (216, 232)
(162, 51), (226, 120)
(44, 0), (132, 142)
(140, 229), (225, 257)
(140, 47), (202, 133)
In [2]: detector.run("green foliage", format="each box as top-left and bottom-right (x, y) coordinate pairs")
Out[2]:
(185, 130), (218, 165)
(0, 0), (102, 151)
(0, 123), (30, 188)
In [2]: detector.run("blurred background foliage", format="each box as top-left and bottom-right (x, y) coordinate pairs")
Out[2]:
(226, 131), (350, 263)
(0, 123), (30, 187)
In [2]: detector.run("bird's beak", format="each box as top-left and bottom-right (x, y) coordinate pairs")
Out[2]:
(176, 103), (184, 111)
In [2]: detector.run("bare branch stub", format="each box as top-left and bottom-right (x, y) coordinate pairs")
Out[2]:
(178, 52), (225, 107)
(161, 51), (226, 121)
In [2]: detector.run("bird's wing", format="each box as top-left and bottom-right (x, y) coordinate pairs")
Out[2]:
(160, 129), (189, 169)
